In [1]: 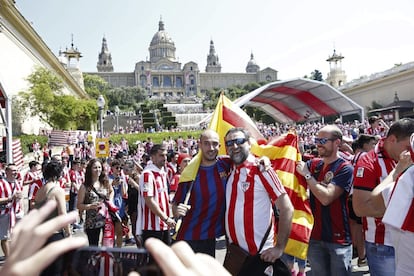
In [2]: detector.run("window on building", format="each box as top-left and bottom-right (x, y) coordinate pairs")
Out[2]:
(190, 75), (195, 86)
(176, 77), (183, 87)
(140, 75), (146, 87)
(153, 77), (159, 87)
(163, 76), (172, 87)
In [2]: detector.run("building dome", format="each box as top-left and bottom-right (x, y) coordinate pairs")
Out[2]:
(150, 20), (174, 46)
(149, 19), (176, 63)
(246, 52), (260, 73)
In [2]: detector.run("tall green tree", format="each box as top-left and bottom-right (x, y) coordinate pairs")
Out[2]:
(18, 67), (97, 130)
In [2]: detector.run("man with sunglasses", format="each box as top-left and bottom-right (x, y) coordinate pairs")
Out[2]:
(296, 125), (354, 276)
(352, 118), (414, 276)
(224, 127), (293, 275)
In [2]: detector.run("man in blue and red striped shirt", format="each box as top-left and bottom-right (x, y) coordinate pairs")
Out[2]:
(296, 125), (354, 276)
(173, 129), (231, 257)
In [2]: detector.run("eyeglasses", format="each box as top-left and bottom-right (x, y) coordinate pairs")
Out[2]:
(225, 138), (248, 147)
(314, 137), (337, 145)
(115, 166), (122, 170)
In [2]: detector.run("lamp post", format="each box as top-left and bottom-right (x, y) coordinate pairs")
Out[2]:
(96, 95), (105, 138)
(114, 105), (120, 133)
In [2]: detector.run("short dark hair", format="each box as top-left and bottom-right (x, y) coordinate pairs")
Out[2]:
(111, 159), (122, 167)
(43, 160), (63, 181)
(368, 116), (379, 125)
(150, 144), (166, 156)
(29, 160), (39, 169)
(224, 127), (251, 141)
(355, 134), (377, 150)
(387, 118), (414, 141)
(115, 151), (125, 159)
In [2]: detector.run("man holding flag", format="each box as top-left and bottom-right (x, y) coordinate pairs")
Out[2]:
(173, 129), (232, 256)
(175, 93), (314, 262)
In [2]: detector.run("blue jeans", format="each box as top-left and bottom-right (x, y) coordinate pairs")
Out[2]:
(365, 241), (395, 276)
(308, 239), (352, 276)
(282, 253), (306, 269)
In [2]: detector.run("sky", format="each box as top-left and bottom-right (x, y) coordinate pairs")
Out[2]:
(15, 0), (414, 82)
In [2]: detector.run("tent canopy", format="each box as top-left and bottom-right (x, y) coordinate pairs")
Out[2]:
(234, 78), (364, 124)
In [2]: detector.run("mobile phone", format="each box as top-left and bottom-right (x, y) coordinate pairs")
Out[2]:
(67, 246), (163, 276)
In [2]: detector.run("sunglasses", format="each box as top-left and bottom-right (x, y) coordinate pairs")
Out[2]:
(314, 137), (337, 145)
(225, 138), (248, 147)
(114, 166), (122, 170)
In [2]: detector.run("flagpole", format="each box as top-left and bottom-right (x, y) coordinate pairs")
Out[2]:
(172, 180), (194, 240)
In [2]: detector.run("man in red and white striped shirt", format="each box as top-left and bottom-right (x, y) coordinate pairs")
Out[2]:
(353, 118), (414, 276)
(224, 128), (293, 275)
(137, 144), (176, 246)
(23, 160), (42, 211)
(0, 164), (24, 258)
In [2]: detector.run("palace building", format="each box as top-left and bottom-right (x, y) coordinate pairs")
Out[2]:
(87, 19), (278, 99)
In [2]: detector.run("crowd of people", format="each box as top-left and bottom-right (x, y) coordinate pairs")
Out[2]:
(0, 115), (413, 275)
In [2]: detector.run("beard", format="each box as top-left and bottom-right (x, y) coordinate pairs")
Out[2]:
(317, 146), (333, 158)
(230, 148), (249, 165)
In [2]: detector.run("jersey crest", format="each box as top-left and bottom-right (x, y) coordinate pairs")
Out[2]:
(241, 181), (250, 192)
(356, 167), (364, 178)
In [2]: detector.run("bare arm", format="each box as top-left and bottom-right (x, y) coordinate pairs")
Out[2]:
(76, 185), (101, 212)
(128, 177), (139, 190)
(144, 196), (176, 228)
(353, 150), (412, 217)
(54, 188), (71, 237)
(260, 193), (293, 263)
(274, 193), (293, 250)
(296, 161), (345, 206)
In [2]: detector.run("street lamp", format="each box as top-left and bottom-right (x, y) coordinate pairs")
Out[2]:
(96, 95), (105, 137)
(114, 105), (120, 133)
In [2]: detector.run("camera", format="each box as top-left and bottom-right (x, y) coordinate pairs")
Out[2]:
(65, 246), (163, 276)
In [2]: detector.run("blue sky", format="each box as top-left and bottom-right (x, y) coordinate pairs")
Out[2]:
(16, 0), (414, 81)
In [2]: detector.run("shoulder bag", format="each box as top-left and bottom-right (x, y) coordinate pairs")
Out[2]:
(91, 187), (122, 224)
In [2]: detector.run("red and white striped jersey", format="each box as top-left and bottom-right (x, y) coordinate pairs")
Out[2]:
(0, 178), (23, 228)
(383, 165), (414, 232)
(137, 164), (171, 232)
(353, 139), (396, 246)
(69, 169), (85, 193)
(225, 155), (286, 255)
(166, 162), (177, 185)
(28, 179), (43, 201)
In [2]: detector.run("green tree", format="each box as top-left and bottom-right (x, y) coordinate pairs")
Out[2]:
(310, 69), (323, 81)
(83, 73), (111, 98)
(106, 86), (147, 111)
(18, 67), (97, 130)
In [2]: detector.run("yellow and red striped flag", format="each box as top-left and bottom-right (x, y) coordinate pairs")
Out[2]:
(180, 93), (313, 259)
(253, 132), (314, 259)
